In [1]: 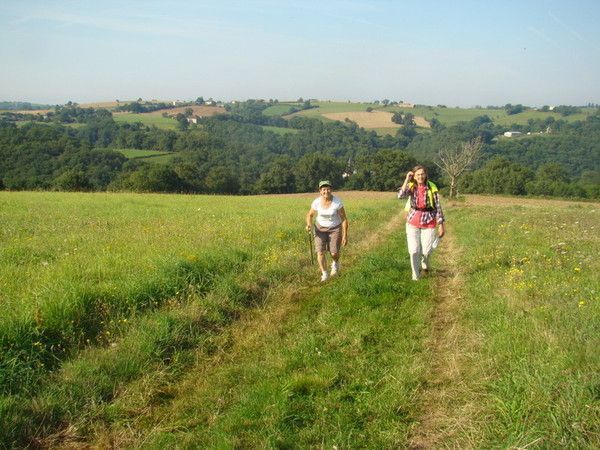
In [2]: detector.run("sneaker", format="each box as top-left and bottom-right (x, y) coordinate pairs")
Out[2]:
(331, 261), (340, 276)
(320, 271), (329, 282)
(420, 257), (428, 271)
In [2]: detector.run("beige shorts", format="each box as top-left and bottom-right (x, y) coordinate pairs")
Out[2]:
(314, 224), (342, 254)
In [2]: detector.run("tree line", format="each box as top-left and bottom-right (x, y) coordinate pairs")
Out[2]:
(0, 103), (598, 198)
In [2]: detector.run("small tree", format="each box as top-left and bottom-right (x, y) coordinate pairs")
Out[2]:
(436, 136), (483, 198)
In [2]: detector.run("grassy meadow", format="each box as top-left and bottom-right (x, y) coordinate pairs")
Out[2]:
(0, 192), (598, 448)
(114, 148), (181, 164)
(0, 190), (398, 446)
(288, 102), (595, 128)
(113, 112), (178, 130)
(260, 125), (299, 135)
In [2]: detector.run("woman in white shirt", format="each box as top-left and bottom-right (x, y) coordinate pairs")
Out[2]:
(305, 180), (349, 282)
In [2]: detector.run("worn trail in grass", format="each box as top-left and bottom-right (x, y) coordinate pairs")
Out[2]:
(85, 209), (437, 448)
(407, 222), (479, 448)
(7, 194), (597, 448)
(410, 197), (600, 448)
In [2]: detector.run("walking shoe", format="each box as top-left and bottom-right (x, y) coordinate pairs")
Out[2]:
(331, 261), (340, 276)
(320, 271), (329, 282)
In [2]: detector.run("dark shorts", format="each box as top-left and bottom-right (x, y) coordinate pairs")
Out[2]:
(314, 224), (342, 254)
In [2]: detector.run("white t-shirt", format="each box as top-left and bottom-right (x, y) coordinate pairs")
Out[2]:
(311, 196), (344, 229)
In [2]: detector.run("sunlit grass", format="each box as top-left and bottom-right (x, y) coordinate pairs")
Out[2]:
(112, 112), (178, 130)
(447, 203), (600, 447)
(0, 190), (398, 446)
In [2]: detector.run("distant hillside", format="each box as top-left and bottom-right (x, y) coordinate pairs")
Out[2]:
(0, 101), (53, 110)
(284, 101), (595, 129)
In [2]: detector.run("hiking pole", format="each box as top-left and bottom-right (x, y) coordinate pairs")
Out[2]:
(307, 227), (315, 265)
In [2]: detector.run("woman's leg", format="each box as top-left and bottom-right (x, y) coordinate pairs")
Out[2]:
(317, 252), (328, 273)
(329, 226), (342, 275)
(314, 228), (329, 281)
(420, 227), (438, 271)
(406, 223), (421, 280)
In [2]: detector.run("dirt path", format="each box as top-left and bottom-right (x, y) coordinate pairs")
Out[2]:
(407, 222), (483, 448)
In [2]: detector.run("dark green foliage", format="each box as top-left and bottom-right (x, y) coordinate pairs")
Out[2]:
(256, 156), (297, 194)
(0, 123), (126, 190)
(52, 105), (113, 124)
(461, 157), (534, 195)
(505, 103), (526, 115)
(0, 102), (598, 197)
(346, 149), (418, 191)
(0, 101), (53, 110)
(295, 153), (345, 192)
(114, 101), (176, 113)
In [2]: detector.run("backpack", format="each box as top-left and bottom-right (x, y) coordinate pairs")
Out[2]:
(404, 181), (438, 212)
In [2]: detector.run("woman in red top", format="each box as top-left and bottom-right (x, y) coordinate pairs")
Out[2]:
(398, 165), (445, 280)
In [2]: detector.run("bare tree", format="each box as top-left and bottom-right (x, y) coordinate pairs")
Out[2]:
(436, 136), (483, 198)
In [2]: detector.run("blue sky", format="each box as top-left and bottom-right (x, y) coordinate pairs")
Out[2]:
(1, 0), (599, 106)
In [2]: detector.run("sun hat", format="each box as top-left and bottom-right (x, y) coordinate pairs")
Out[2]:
(318, 180), (332, 188)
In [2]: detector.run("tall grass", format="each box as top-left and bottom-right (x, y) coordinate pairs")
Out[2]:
(447, 203), (600, 447)
(80, 197), (599, 449)
(0, 190), (398, 447)
(3, 193), (597, 448)
(101, 228), (433, 448)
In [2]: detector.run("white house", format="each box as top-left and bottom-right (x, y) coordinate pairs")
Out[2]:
(503, 131), (522, 137)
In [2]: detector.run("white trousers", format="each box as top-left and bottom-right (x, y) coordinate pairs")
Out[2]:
(406, 223), (439, 280)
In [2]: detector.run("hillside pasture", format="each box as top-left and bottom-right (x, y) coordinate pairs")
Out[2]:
(79, 101), (124, 109)
(113, 112), (178, 130)
(263, 103), (304, 116)
(323, 110), (430, 130)
(287, 102), (595, 128)
(387, 105), (595, 127)
(147, 105), (226, 117)
(14, 109), (53, 115)
(287, 101), (376, 118)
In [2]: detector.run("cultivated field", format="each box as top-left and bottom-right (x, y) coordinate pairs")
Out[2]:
(323, 110), (430, 129)
(147, 105), (226, 117)
(0, 191), (597, 448)
(286, 102), (596, 128)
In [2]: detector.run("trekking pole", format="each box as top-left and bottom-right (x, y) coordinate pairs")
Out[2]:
(307, 227), (315, 265)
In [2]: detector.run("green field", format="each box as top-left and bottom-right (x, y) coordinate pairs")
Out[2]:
(289, 102), (595, 128)
(260, 125), (299, 135)
(114, 148), (180, 164)
(401, 106), (594, 127)
(113, 112), (178, 130)
(0, 192), (598, 447)
(262, 103), (303, 116)
(292, 101), (376, 118)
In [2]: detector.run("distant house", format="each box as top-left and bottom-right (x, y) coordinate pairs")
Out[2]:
(186, 117), (198, 124)
(504, 131), (522, 137)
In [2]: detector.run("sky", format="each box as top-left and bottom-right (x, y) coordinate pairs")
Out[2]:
(1, 0), (599, 107)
